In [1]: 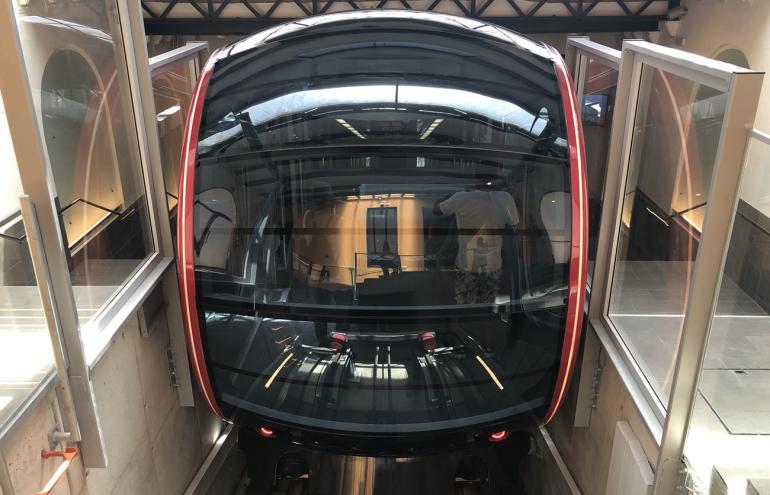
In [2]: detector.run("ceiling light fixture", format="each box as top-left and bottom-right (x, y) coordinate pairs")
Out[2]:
(335, 118), (366, 140)
(156, 105), (181, 122)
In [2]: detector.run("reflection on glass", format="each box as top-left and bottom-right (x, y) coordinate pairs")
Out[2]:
(684, 136), (770, 494)
(153, 59), (195, 233)
(581, 58), (618, 274)
(0, 92), (55, 428)
(608, 66), (727, 406)
(192, 33), (575, 431)
(13, 1), (154, 322)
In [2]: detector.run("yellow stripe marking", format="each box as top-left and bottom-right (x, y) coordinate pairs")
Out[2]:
(476, 355), (504, 391)
(265, 352), (294, 389)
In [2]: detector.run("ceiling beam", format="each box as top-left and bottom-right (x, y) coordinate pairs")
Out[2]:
(144, 14), (665, 36)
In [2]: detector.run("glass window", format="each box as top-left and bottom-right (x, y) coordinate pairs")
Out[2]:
(0, 91), (55, 428)
(684, 134), (770, 494)
(153, 59), (195, 235)
(581, 57), (619, 276)
(608, 66), (727, 406)
(13, 0), (154, 323)
(191, 32), (575, 432)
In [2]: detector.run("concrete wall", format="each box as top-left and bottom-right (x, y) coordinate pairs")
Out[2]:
(547, 328), (659, 495)
(0, 307), (222, 495)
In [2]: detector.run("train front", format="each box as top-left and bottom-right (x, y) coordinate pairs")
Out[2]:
(177, 11), (587, 455)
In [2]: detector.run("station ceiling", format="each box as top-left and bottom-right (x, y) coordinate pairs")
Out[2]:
(142, 0), (681, 35)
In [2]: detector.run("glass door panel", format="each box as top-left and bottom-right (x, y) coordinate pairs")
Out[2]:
(152, 59), (195, 229)
(684, 133), (770, 494)
(582, 57), (619, 273)
(0, 91), (55, 429)
(607, 65), (728, 406)
(12, 0), (155, 323)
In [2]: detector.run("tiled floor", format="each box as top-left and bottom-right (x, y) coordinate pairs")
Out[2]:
(699, 369), (770, 435)
(608, 260), (770, 493)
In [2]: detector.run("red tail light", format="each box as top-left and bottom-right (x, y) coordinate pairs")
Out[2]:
(488, 430), (509, 442)
(258, 426), (276, 438)
(330, 332), (347, 351)
(420, 332), (437, 352)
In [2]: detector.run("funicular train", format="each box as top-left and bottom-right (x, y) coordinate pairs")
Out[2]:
(177, 10), (586, 492)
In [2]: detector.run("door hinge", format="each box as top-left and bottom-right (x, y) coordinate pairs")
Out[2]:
(166, 346), (180, 388)
(675, 462), (704, 494)
(590, 362), (603, 409)
(47, 428), (72, 450)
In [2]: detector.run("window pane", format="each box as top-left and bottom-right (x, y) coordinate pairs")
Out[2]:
(13, 2), (154, 321)
(684, 135), (770, 493)
(0, 92), (55, 428)
(608, 65), (727, 406)
(153, 60), (195, 237)
(581, 57), (618, 277)
(192, 34), (574, 432)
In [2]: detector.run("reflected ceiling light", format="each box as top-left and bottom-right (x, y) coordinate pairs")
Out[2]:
(475, 355), (504, 391)
(264, 352), (293, 389)
(156, 105), (181, 122)
(335, 118), (366, 140)
(419, 118), (444, 140)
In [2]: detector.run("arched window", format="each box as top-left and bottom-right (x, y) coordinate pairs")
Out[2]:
(41, 50), (125, 247)
(715, 48), (750, 69)
(40, 47), (152, 292)
(41, 50), (100, 219)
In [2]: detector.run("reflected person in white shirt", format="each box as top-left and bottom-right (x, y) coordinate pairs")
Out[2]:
(433, 180), (519, 304)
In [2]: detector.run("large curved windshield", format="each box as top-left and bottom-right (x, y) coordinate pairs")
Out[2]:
(193, 23), (571, 432)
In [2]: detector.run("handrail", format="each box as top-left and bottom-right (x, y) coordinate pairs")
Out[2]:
(59, 197), (123, 218)
(750, 128), (770, 146)
(35, 447), (78, 495)
(19, 196), (82, 445)
(149, 42), (209, 76)
(0, 231), (25, 242)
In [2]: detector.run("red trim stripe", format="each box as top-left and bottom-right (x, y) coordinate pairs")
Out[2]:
(177, 51), (225, 418)
(542, 46), (589, 424)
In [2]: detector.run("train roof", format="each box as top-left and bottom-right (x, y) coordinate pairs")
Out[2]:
(219, 10), (555, 62)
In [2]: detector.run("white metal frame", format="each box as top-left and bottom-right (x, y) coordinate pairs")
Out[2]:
(564, 37), (650, 432)
(566, 37), (621, 108)
(568, 36), (764, 494)
(149, 42), (209, 76)
(0, 0), (209, 469)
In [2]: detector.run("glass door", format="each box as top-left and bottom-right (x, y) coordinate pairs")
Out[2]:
(584, 40), (763, 495)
